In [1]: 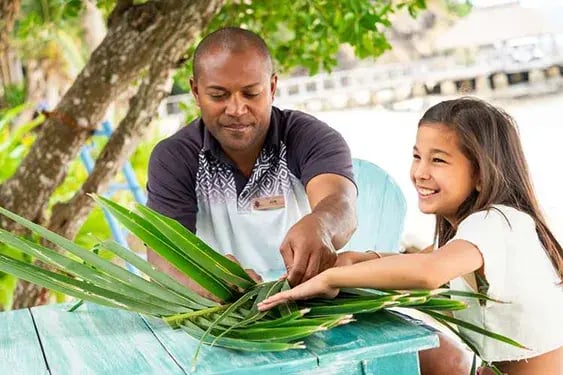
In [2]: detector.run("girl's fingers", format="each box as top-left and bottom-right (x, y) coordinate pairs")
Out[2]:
(258, 291), (292, 311)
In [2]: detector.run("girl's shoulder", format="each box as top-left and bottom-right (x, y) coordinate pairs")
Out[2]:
(459, 204), (535, 233)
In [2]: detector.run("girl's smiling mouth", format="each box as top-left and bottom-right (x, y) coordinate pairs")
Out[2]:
(416, 186), (439, 197)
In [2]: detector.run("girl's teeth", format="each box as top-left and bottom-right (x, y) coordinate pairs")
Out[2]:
(419, 188), (436, 196)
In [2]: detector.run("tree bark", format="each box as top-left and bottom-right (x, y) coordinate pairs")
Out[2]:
(0, 0), (22, 107)
(5, 0), (225, 309)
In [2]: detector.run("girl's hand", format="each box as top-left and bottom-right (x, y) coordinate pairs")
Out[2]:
(257, 272), (339, 311)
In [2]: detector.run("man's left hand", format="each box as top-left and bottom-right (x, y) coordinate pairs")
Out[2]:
(279, 214), (337, 286)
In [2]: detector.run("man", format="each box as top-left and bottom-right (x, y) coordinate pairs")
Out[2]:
(146, 27), (357, 292)
(147, 27), (469, 375)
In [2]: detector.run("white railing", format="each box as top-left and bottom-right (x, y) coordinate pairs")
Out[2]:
(159, 33), (563, 119)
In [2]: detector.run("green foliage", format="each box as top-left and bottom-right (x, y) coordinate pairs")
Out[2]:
(1, 84), (26, 109)
(0, 243), (27, 308)
(175, 0), (427, 89)
(0, 107), (44, 309)
(17, 0), (84, 31)
(128, 123), (165, 188)
(0, 105), (44, 182)
(446, 0), (472, 17)
(94, 0), (115, 16)
(15, 0), (86, 72)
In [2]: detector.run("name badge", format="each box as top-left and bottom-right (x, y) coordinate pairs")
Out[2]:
(252, 195), (285, 210)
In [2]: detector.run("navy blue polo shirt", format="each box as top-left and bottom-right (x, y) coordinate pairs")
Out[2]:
(147, 107), (354, 273)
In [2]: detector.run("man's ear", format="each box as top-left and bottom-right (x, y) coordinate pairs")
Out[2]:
(270, 73), (278, 100)
(190, 77), (201, 107)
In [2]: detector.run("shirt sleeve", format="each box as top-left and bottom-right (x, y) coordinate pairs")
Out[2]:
(286, 112), (355, 189)
(146, 139), (198, 232)
(451, 208), (512, 297)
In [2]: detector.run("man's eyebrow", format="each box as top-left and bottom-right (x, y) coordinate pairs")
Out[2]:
(205, 85), (227, 91)
(241, 82), (261, 89)
(205, 82), (262, 91)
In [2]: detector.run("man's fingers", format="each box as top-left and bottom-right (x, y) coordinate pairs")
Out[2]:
(302, 253), (321, 283)
(287, 251), (308, 286)
(319, 250), (338, 272)
(245, 268), (263, 283)
(225, 254), (240, 264)
(279, 241), (294, 272)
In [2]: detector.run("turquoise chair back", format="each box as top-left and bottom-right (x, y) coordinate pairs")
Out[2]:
(343, 159), (407, 252)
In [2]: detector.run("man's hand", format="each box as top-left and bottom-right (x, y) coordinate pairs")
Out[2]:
(279, 213), (337, 286)
(225, 254), (263, 284)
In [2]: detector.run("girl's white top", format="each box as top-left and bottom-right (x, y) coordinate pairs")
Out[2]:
(449, 205), (563, 362)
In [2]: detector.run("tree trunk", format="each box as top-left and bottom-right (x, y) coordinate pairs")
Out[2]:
(4, 0), (225, 309)
(0, 0), (22, 107)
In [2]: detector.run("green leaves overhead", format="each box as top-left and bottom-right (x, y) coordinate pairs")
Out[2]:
(174, 0), (427, 87)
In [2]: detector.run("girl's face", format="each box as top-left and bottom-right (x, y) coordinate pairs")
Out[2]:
(410, 123), (478, 224)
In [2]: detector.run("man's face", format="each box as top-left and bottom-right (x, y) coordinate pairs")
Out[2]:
(190, 49), (277, 156)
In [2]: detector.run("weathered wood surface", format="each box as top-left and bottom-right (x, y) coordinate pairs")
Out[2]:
(30, 303), (185, 375)
(0, 303), (437, 374)
(0, 308), (49, 375)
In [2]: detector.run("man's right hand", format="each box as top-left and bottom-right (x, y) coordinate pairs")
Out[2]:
(279, 213), (337, 286)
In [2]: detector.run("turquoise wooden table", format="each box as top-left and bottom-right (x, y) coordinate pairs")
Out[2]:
(0, 302), (437, 375)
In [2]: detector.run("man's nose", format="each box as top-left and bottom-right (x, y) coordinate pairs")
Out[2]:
(225, 94), (248, 117)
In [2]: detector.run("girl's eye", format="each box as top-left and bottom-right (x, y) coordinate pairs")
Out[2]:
(432, 158), (446, 163)
(412, 154), (421, 160)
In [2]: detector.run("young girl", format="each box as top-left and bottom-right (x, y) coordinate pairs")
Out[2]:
(258, 98), (563, 374)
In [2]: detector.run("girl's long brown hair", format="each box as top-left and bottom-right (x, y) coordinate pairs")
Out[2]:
(420, 97), (563, 280)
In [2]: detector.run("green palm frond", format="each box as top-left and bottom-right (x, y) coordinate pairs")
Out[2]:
(0, 196), (525, 371)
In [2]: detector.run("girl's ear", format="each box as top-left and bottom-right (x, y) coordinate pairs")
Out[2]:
(474, 169), (481, 192)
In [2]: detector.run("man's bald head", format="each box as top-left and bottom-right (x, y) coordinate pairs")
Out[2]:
(192, 27), (273, 80)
